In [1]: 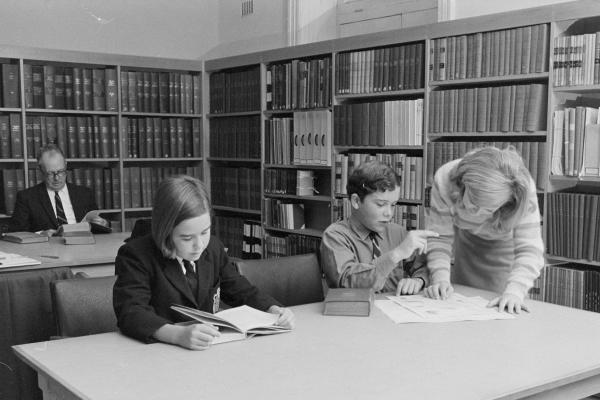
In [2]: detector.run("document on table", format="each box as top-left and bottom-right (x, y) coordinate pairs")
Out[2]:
(375, 293), (515, 323)
(0, 251), (41, 268)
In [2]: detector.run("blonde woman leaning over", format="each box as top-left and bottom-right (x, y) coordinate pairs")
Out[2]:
(424, 146), (544, 314)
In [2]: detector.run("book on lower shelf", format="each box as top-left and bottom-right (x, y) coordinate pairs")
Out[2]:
(323, 288), (374, 317)
(1, 231), (48, 244)
(171, 304), (291, 344)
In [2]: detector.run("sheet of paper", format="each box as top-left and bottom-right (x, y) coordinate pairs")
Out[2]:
(215, 305), (280, 332)
(0, 251), (41, 268)
(376, 293), (515, 324)
(80, 210), (101, 223)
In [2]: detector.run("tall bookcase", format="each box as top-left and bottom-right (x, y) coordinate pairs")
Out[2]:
(205, 0), (600, 312)
(0, 46), (203, 232)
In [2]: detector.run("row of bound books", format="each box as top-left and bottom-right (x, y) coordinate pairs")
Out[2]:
(68, 167), (120, 210)
(122, 117), (201, 159)
(335, 153), (423, 201)
(336, 43), (424, 94)
(213, 216), (262, 259)
(26, 115), (118, 159)
(0, 114), (22, 158)
(266, 56), (332, 110)
(530, 262), (600, 313)
(263, 199), (305, 230)
(426, 141), (548, 190)
(334, 99), (423, 146)
(210, 167), (261, 211)
(333, 197), (422, 230)
(546, 192), (600, 263)
(121, 166), (202, 209)
(209, 67), (260, 114)
(429, 23), (549, 81)
(264, 233), (321, 259)
(553, 33), (600, 87)
(428, 83), (547, 134)
(25, 64), (117, 111)
(550, 106), (600, 177)
(209, 116), (260, 159)
(264, 169), (317, 196)
(120, 70), (200, 114)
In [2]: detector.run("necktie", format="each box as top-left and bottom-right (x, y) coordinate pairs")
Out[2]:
(183, 259), (198, 296)
(54, 191), (68, 225)
(369, 232), (381, 260)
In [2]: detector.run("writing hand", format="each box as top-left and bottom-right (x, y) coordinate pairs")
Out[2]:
(423, 281), (454, 300)
(178, 323), (221, 350)
(268, 305), (296, 329)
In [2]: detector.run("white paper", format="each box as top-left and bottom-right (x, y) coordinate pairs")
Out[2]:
(0, 251), (41, 268)
(376, 293), (515, 324)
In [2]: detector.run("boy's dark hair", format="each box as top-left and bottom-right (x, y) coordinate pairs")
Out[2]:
(346, 160), (400, 200)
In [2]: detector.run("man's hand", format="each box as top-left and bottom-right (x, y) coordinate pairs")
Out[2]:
(394, 230), (439, 261)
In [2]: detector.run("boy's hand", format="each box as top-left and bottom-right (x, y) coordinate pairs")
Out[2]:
(268, 305), (296, 329)
(395, 230), (439, 259)
(396, 278), (424, 295)
(423, 281), (454, 300)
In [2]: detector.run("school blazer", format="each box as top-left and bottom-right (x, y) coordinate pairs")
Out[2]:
(113, 234), (280, 343)
(8, 183), (98, 232)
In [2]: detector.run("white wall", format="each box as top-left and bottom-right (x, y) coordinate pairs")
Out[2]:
(0, 0), (218, 60)
(450, 0), (573, 20)
(205, 0), (288, 59)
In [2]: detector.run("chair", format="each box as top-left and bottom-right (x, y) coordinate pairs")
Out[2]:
(234, 253), (324, 307)
(126, 218), (152, 241)
(50, 275), (118, 338)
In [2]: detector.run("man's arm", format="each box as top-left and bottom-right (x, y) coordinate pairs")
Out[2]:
(8, 191), (31, 232)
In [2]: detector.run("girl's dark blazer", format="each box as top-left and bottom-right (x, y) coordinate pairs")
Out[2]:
(113, 234), (280, 343)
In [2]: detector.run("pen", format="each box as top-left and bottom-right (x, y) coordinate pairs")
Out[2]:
(40, 255), (59, 259)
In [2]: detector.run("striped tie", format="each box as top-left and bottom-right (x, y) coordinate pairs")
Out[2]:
(54, 191), (68, 225)
(183, 259), (198, 296)
(369, 231), (381, 260)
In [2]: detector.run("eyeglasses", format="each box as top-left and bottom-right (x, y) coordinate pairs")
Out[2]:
(43, 169), (67, 179)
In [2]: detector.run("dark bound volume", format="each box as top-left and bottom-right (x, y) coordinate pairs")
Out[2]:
(323, 288), (374, 317)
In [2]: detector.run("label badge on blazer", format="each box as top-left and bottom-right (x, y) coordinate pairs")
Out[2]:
(213, 286), (220, 313)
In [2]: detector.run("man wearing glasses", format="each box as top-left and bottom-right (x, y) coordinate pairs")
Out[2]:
(9, 144), (107, 236)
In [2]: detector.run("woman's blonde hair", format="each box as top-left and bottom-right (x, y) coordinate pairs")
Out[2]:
(152, 175), (211, 257)
(449, 146), (534, 232)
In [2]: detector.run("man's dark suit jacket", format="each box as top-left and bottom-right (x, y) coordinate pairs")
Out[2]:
(113, 234), (281, 343)
(8, 183), (98, 232)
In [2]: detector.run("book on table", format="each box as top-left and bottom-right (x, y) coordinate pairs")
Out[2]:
(1, 231), (48, 244)
(171, 304), (291, 344)
(323, 288), (374, 317)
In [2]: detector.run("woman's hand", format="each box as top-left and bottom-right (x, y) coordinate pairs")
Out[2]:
(487, 293), (528, 314)
(268, 305), (296, 329)
(396, 278), (424, 295)
(423, 281), (454, 300)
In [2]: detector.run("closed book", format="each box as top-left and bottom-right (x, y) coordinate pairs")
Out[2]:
(23, 64), (33, 108)
(2, 231), (48, 244)
(43, 65), (55, 109)
(323, 288), (374, 317)
(2, 64), (20, 108)
(62, 231), (96, 245)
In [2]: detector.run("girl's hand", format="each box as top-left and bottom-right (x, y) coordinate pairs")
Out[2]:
(396, 278), (424, 295)
(487, 293), (527, 314)
(268, 305), (296, 329)
(423, 281), (454, 300)
(175, 323), (221, 350)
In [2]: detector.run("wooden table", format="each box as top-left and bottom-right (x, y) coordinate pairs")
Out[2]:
(13, 286), (600, 400)
(0, 232), (130, 276)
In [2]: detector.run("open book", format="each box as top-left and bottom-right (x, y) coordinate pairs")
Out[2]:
(171, 304), (290, 344)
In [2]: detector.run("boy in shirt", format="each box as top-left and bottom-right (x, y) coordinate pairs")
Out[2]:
(320, 160), (438, 294)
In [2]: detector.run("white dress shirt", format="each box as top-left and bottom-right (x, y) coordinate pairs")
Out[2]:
(46, 185), (77, 224)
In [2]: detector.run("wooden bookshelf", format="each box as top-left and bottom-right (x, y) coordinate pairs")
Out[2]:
(0, 46), (203, 232)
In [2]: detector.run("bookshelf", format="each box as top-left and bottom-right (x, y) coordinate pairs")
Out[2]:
(203, 0), (600, 313)
(0, 46), (202, 231)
